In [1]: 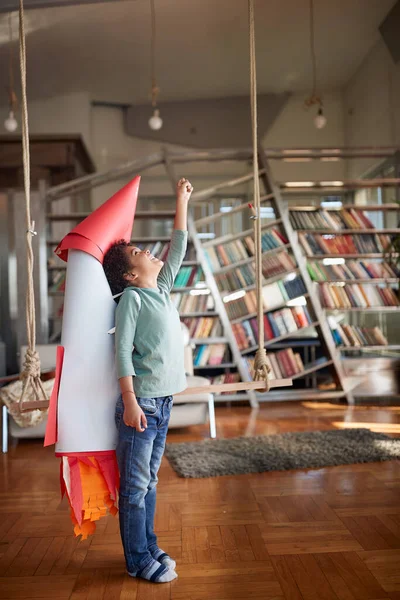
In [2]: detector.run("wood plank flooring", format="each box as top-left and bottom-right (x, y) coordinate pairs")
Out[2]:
(1, 401), (400, 600)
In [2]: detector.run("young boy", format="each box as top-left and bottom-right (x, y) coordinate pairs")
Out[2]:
(103, 178), (193, 584)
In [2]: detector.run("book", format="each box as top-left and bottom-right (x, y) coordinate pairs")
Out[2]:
(232, 306), (313, 349)
(329, 323), (389, 347)
(299, 233), (395, 257)
(319, 283), (400, 309)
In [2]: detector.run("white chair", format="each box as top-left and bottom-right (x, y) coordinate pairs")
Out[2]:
(169, 324), (217, 438)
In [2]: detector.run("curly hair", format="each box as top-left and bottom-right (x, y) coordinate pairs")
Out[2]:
(103, 240), (133, 302)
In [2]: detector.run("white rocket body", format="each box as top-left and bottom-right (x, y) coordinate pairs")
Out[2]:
(55, 249), (119, 454)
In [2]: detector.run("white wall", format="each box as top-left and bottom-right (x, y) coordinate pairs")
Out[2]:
(90, 91), (346, 208)
(1, 91), (92, 151)
(0, 88), (346, 207)
(264, 91), (346, 183)
(343, 40), (400, 178)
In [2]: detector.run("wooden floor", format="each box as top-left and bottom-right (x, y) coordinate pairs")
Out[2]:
(1, 401), (400, 600)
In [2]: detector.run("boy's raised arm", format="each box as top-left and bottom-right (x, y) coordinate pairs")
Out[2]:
(158, 178), (193, 292)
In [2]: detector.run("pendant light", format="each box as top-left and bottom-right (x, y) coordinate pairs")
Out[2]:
(148, 0), (163, 130)
(4, 13), (18, 133)
(304, 0), (326, 129)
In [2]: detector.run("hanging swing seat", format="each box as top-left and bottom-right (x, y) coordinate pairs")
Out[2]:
(19, 377), (292, 412)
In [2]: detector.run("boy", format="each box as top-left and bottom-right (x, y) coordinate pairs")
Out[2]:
(103, 178), (193, 583)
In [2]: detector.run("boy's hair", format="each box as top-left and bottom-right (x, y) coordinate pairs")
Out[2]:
(103, 239), (133, 302)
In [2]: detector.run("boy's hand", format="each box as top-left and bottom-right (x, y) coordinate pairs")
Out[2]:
(123, 399), (147, 431)
(177, 178), (193, 203)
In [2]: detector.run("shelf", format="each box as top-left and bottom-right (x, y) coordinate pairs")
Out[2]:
(290, 204), (400, 212)
(290, 358), (333, 380)
(49, 285), (210, 296)
(323, 306), (399, 312)
(47, 210), (177, 221)
(230, 293), (309, 324)
(189, 337), (228, 345)
(47, 236), (173, 245)
(220, 268), (301, 298)
(313, 278), (399, 285)
(48, 259), (199, 271)
(307, 254), (397, 260)
(203, 219), (282, 248)
(180, 312), (218, 318)
(194, 193), (274, 227)
(296, 228), (400, 234)
(193, 363), (237, 370)
(212, 243), (291, 275)
(241, 321), (320, 355)
(338, 345), (400, 351)
(173, 285), (208, 292)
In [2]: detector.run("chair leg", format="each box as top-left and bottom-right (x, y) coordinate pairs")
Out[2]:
(208, 395), (217, 439)
(2, 405), (8, 453)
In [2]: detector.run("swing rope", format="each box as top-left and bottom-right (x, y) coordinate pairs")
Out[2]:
(18, 0), (47, 411)
(248, 0), (271, 389)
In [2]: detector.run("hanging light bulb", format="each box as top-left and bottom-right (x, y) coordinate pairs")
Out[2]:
(5, 14), (18, 133)
(148, 0), (163, 131)
(4, 110), (18, 132)
(148, 108), (163, 130)
(304, 0), (326, 130)
(314, 106), (327, 129)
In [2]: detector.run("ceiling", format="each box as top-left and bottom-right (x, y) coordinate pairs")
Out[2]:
(0, 0), (396, 105)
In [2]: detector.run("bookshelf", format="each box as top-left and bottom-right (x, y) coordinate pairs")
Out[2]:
(184, 153), (351, 403)
(40, 145), (400, 405)
(288, 198), (400, 388)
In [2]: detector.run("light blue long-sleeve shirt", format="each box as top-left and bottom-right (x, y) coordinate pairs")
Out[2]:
(115, 229), (188, 397)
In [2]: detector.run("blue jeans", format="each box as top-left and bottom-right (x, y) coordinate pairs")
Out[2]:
(115, 394), (173, 575)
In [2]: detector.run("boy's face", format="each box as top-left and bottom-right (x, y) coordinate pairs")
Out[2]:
(123, 245), (163, 284)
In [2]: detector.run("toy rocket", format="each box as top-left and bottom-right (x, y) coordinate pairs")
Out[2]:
(44, 177), (140, 539)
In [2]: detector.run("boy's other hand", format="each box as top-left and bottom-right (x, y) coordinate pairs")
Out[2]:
(177, 177), (193, 203)
(123, 400), (147, 431)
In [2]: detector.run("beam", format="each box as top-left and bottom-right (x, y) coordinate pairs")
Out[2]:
(0, 0), (125, 12)
(46, 152), (163, 200)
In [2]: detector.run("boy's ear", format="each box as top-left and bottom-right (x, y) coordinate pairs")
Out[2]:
(124, 271), (138, 283)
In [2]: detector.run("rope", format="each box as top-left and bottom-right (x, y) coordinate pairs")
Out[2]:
(248, 0), (270, 389)
(18, 0), (47, 412)
(150, 0), (159, 107)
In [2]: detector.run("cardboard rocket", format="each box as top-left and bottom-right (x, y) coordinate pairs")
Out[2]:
(45, 177), (140, 539)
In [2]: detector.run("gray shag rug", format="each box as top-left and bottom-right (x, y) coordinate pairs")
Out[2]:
(165, 428), (400, 478)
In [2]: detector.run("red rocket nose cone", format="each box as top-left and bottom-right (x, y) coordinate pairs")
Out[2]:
(55, 176), (140, 263)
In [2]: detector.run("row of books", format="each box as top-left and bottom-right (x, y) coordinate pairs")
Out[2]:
(232, 306), (314, 350)
(224, 276), (307, 320)
(290, 208), (375, 231)
(193, 344), (228, 367)
(173, 266), (203, 287)
(307, 260), (400, 282)
(215, 253), (297, 293)
(245, 348), (305, 379)
(319, 283), (399, 309)
(210, 372), (241, 394)
(205, 229), (287, 271)
(48, 261), (201, 294)
(329, 323), (388, 347)
(299, 233), (392, 256)
(181, 317), (222, 339)
(136, 240), (196, 262)
(171, 293), (213, 313)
